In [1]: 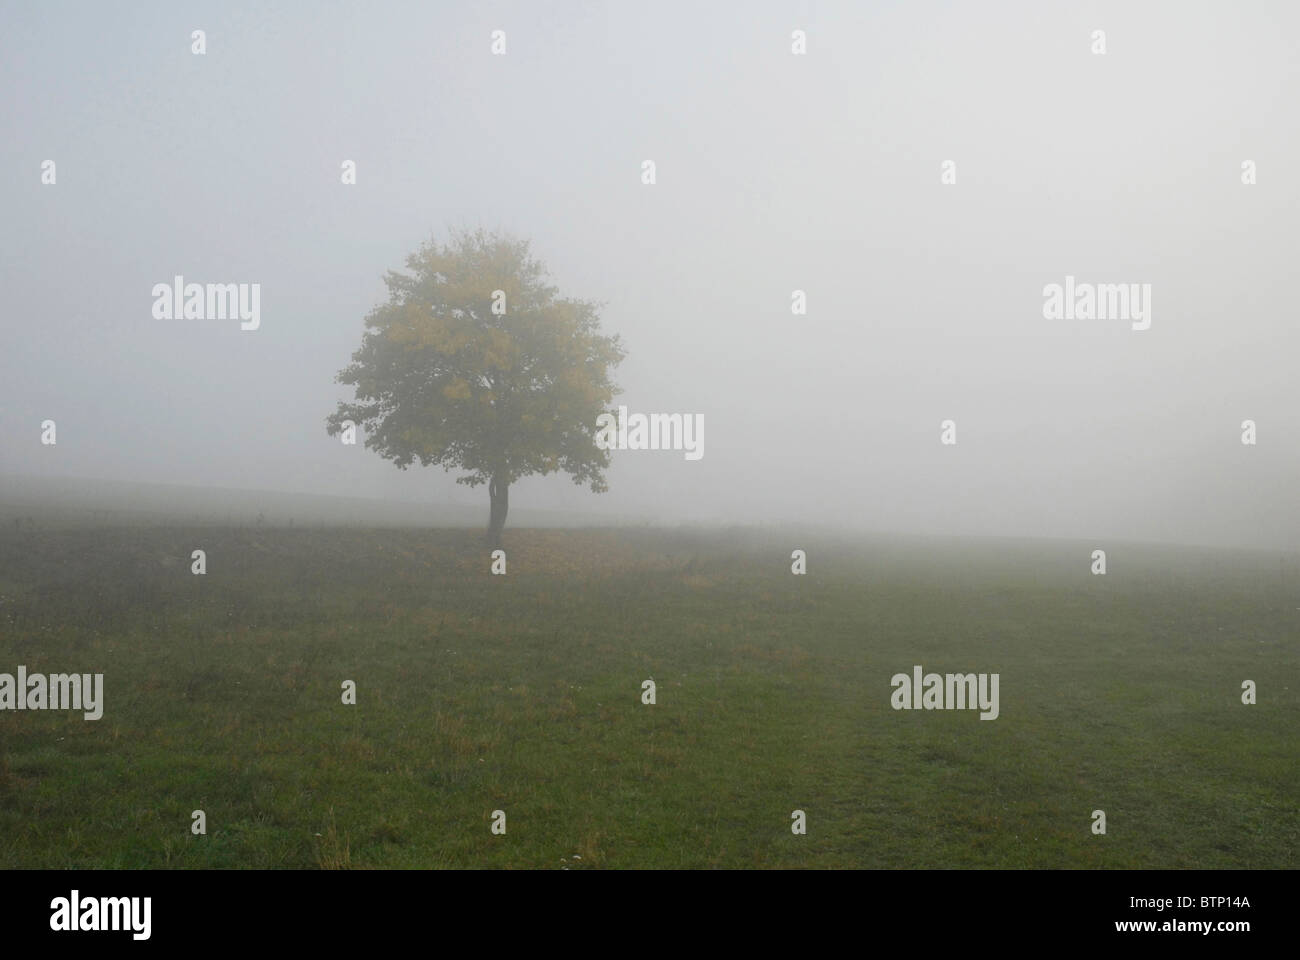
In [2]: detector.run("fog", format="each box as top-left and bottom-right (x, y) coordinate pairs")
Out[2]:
(2, 1), (1297, 549)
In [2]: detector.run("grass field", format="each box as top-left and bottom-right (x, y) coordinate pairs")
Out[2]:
(0, 520), (1296, 868)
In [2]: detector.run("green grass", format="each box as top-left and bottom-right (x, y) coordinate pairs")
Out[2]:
(0, 520), (1296, 868)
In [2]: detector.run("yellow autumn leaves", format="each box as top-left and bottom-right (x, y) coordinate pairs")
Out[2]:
(390, 306), (518, 375)
(442, 378), (472, 400)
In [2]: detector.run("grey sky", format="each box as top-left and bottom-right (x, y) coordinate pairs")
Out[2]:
(1, 1), (1296, 548)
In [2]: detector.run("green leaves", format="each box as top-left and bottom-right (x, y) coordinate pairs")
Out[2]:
(327, 229), (625, 493)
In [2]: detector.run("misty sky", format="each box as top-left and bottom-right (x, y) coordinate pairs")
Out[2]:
(1, 1), (1297, 548)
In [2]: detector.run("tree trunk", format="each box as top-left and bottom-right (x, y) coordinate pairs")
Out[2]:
(486, 474), (509, 546)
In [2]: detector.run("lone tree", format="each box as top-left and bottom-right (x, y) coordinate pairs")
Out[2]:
(327, 229), (625, 545)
